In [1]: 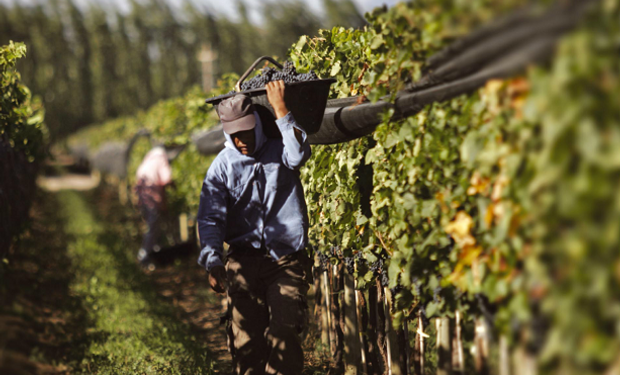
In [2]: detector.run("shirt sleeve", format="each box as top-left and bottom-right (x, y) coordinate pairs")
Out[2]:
(197, 164), (228, 272)
(276, 112), (311, 170)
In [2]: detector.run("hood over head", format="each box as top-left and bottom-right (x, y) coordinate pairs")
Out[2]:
(223, 111), (266, 156)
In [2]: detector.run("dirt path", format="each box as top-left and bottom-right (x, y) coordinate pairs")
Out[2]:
(93, 184), (332, 374)
(96, 183), (332, 374)
(94, 183), (235, 374)
(147, 259), (233, 374)
(0, 191), (90, 375)
(37, 172), (101, 192)
(4, 171), (331, 374)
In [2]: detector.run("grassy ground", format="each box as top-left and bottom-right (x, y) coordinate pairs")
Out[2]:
(1, 182), (333, 374)
(56, 188), (214, 374)
(1, 188), (215, 374)
(0, 190), (90, 374)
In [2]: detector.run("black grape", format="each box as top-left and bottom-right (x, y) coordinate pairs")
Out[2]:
(229, 61), (319, 94)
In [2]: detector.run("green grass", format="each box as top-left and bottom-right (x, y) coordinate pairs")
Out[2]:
(56, 190), (214, 374)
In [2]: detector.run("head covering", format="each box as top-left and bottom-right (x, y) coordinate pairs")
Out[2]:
(218, 94), (256, 135)
(223, 111), (266, 157)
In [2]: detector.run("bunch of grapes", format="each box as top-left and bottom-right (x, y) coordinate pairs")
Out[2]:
(389, 285), (403, 309)
(343, 256), (355, 275)
(380, 270), (389, 287)
(420, 307), (430, 326)
(369, 258), (390, 287)
(432, 274), (444, 303)
(475, 293), (496, 324)
(412, 277), (421, 296)
(317, 251), (330, 272)
(369, 258), (383, 276)
(230, 61), (320, 93)
(433, 286), (442, 303)
(343, 252), (365, 275)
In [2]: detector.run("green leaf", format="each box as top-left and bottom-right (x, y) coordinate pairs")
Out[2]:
(295, 36), (307, 52)
(370, 35), (385, 49)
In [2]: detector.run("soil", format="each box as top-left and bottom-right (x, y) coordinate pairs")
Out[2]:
(0, 191), (90, 375)
(1, 172), (332, 374)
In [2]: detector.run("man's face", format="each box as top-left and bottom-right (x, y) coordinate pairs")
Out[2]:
(232, 129), (256, 155)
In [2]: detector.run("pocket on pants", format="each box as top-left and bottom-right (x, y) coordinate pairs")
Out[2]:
(279, 251), (313, 285)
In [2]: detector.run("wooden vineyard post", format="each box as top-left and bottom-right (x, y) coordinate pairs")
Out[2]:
(314, 254), (330, 350)
(343, 271), (361, 374)
(413, 311), (426, 375)
(436, 317), (452, 375)
(352, 264), (368, 374)
(375, 282), (389, 374)
(324, 268), (335, 353)
(367, 284), (384, 374)
(195, 224), (201, 249)
(512, 327), (536, 375)
(198, 44), (217, 93)
(356, 289), (373, 374)
(604, 356), (620, 375)
(179, 213), (189, 242)
(474, 318), (490, 375)
(329, 263), (345, 373)
(512, 345), (537, 375)
(399, 316), (411, 375)
(499, 335), (510, 375)
(384, 288), (404, 375)
(452, 311), (464, 374)
(119, 178), (128, 204)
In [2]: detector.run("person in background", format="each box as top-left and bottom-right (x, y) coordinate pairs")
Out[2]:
(197, 81), (312, 375)
(135, 145), (173, 269)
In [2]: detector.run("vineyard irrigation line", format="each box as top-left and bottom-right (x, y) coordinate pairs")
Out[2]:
(413, 0), (592, 89)
(310, 32), (561, 144)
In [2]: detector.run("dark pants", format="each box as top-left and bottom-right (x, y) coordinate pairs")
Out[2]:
(136, 183), (165, 255)
(226, 250), (310, 375)
(140, 203), (161, 254)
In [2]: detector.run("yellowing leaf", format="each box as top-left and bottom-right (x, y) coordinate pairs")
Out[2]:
(444, 211), (476, 249)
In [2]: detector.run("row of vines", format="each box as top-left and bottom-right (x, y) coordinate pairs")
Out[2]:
(68, 0), (619, 373)
(0, 42), (47, 260)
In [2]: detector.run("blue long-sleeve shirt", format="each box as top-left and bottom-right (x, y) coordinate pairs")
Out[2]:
(197, 112), (311, 271)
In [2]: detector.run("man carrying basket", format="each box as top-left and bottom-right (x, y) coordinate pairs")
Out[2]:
(197, 80), (312, 375)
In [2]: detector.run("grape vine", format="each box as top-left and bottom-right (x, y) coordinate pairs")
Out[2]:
(67, 1), (620, 371)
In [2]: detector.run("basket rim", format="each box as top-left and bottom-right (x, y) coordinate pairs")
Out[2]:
(204, 78), (336, 106)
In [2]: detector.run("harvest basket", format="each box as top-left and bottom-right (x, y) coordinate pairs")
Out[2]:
(205, 56), (335, 137)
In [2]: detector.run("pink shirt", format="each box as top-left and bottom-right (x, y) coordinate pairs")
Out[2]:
(136, 147), (172, 186)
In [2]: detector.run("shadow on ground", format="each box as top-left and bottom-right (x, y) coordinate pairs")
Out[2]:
(92, 183), (333, 375)
(0, 191), (93, 374)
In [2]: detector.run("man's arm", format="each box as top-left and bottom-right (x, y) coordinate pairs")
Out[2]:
(266, 80), (311, 170)
(197, 165), (228, 293)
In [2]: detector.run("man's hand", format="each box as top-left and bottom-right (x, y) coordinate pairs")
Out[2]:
(208, 265), (228, 294)
(266, 80), (289, 119)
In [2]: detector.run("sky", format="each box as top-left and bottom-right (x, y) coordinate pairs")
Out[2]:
(0, 0), (402, 23)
